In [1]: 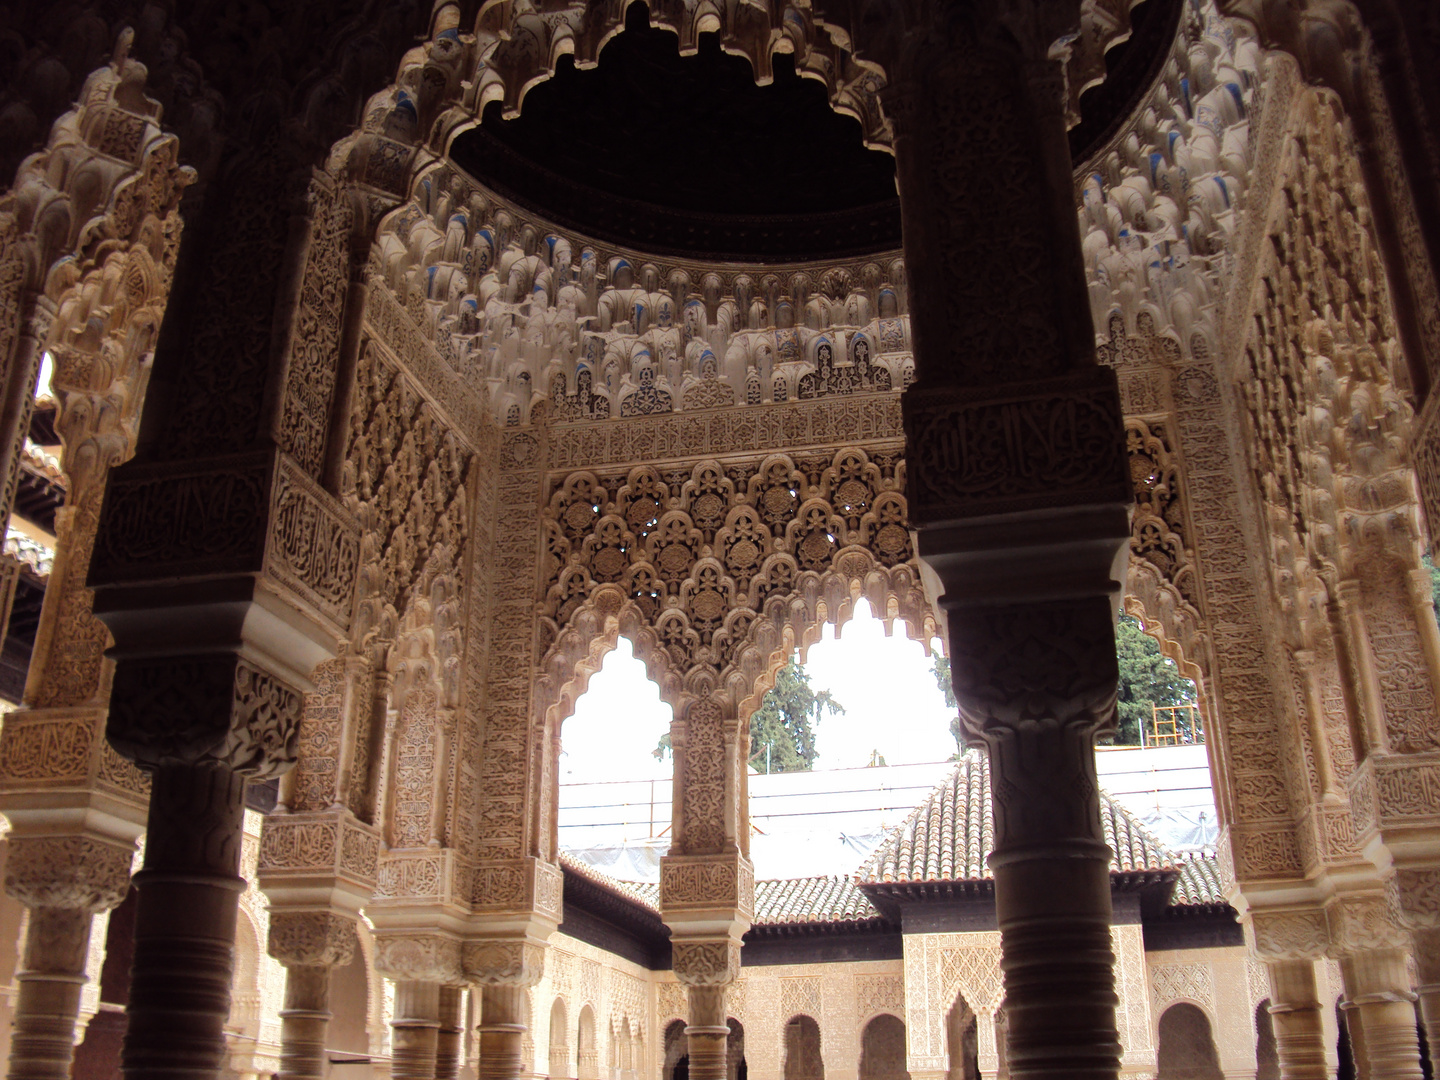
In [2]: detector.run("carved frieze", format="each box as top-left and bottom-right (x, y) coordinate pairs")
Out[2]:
(902, 370), (1131, 525)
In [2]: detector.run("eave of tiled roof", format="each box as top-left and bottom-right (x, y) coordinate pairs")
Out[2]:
(1170, 852), (1227, 907)
(753, 875), (881, 926)
(559, 853), (660, 913)
(856, 752), (1175, 885)
(2, 529), (53, 577)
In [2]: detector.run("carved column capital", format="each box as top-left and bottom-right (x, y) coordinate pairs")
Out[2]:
(461, 939), (546, 987)
(267, 911), (357, 969)
(1387, 868), (1440, 931)
(1325, 893), (1410, 956)
(3, 835), (133, 911)
(671, 939), (741, 988)
(107, 653), (303, 778)
(1248, 908), (1331, 961)
(374, 932), (464, 985)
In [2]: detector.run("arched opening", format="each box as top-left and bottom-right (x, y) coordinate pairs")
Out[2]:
(559, 635), (674, 880)
(945, 994), (978, 1080)
(784, 1015), (823, 1080)
(1254, 999), (1279, 1080)
(551, 997), (571, 1078)
(579, 1004), (599, 1080)
(726, 1018), (746, 1080)
(859, 1015), (909, 1080)
(1156, 1003), (1223, 1080)
(663, 1019), (687, 1080)
(225, 909), (262, 1045)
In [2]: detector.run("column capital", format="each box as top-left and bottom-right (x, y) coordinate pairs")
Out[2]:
(1324, 893), (1410, 956)
(1247, 907), (1331, 961)
(462, 938), (547, 987)
(374, 931), (464, 985)
(1386, 867), (1440, 931)
(106, 651), (304, 779)
(267, 911), (358, 969)
(672, 939), (742, 988)
(3, 833), (133, 911)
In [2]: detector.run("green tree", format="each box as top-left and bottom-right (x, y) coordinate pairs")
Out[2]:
(748, 657), (844, 773)
(1425, 551), (1440, 614)
(1114, 614), (1196, 745)
(931, 655), (964, 758)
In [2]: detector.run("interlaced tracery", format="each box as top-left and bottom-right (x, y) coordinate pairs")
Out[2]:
(538, 448), (915, 675)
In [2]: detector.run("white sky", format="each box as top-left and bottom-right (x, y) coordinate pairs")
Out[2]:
(558, 599), (958, 784)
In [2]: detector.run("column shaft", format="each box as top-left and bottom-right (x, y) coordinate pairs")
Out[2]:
(436, 986), (463, 1080)
(1412, 930), (1440, 1075)
(278, 965), (332, 1080)
(1266, 959), (1329, 1080)
(479, 985), (526, 1080)
(393, 981), (442, 1080)
(1341, 951), (1424, 1080)
(978, 685), (1121, 1080)
(685, 986), (729, 1080)
(5, 907), (93, 1080)
(122, 762), (247, 1080)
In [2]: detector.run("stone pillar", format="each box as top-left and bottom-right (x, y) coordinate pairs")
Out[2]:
(95, 649), (304, 1080)
(1411, 929), (1440, 1074)
(394, 981), (442, 1080)
(880, 9), (1131, 1080)
(479, 985), (527, 1080)
(437, 987), (464, 1080)
(1339, 950), (1424, 1080)
(0, 836), (133, 1080)
(1265, 960), (1329, 1080)
(122, 762), (247, 1080)
(268, 913), (358, 1080)
(683, 985), (729, 1080)
(1386, 874), (1440, 1073)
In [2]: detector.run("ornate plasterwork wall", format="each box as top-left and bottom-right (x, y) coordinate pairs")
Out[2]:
(1145, 947), (1266, 1078)
(654, 959), (905, 1080)
(528, 932), (654, 1080)
(901, 928), (1160, 1079)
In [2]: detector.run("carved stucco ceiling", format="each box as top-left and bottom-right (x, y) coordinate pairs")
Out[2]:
(449, 0), (1181, 261)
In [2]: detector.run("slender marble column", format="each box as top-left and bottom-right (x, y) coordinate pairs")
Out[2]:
(436, 987), (464, 1080)
(269, 912), (357, 1080)
(122, 763), (247, 1080)
(278, 966), (331, 1080)
(1340, 951), (1425, 1080)
(5, 907), (94, 1080)
(1412, 929), (1440, 1075)
(479, 985), (527, 1080)
(1267, 960), (1329, 1080)
(394, 981), (442, 1080)
(685, 985), (729, 1080)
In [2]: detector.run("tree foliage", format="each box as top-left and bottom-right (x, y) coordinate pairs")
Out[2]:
(1114, 614), (1196, 745)
(931, 656), (964, 758)
(747, 658), (844, 773)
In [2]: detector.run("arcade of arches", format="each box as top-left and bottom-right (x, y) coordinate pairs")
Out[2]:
(1, 0), (1440, 1078)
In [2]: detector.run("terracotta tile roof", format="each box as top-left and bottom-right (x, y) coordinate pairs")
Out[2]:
(2, 529), (53, 576)
(1171, 852), (1226, 906)
(558, 853), (660, 912)
(753, 875), (880, 925)
(856, 752), (1174, 884)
